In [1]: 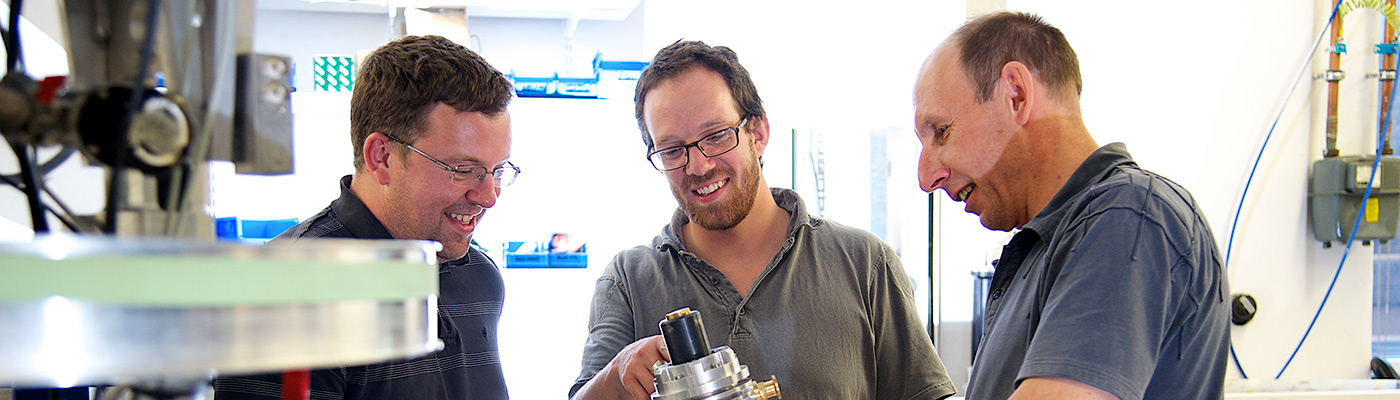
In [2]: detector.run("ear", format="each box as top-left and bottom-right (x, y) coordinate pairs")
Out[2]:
(748, 116), (772, 155)
(999, 61), (1037, 126)
(362, 132), (396, 185)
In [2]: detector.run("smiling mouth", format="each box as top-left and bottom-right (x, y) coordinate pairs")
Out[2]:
(695, 179), (728, 196)
(954, 184), (975, 202)
(447, 210), (482, 224)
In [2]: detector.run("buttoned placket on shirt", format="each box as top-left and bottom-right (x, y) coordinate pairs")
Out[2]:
(666, 232), (798, 343)
(982, 229), (1040, 339)
(660, 199), (811, 345)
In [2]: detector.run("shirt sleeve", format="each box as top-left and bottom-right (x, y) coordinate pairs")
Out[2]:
(569, 259), (637, 397)
(1017, 205), (1189, 400)
(871, 243), (958, 400)
(213, 368), (347, 400)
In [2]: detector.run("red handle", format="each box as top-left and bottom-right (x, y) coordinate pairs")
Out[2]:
(281, 370), (310, 400)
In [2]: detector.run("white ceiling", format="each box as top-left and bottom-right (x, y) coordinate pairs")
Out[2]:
(256, 0), (641, 21)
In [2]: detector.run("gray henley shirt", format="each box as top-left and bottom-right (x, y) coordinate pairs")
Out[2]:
(570, 188), (955, 400)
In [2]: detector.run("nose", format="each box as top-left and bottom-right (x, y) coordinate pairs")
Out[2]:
(466, 177), (499, 209)
(681, 145), (715, 176)
(918, 147), (949, 194)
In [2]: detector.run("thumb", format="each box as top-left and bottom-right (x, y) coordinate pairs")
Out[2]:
(656, 336), (671, 362)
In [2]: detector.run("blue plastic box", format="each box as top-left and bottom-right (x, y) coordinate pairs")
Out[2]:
(548, 253), (588, 268)
(505, 252), (550, 268)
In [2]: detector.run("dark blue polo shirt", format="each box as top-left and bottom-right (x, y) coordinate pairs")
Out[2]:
(214, 175), (508, 400)
(964, 144), (1229, 400)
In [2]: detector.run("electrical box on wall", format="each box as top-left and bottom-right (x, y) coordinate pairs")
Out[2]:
(1310, 155), (1400, 244)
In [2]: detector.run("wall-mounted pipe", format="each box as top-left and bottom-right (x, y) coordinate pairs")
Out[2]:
(1340, 0), (1400, 154)
(1382, 1), (1396, 155)
(1327, 16), (1343, 158)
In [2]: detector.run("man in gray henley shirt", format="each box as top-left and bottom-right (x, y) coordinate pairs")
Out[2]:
(569, 40), (956, 400)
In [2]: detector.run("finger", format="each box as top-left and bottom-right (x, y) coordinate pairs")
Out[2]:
(621, 371), (650, 400)
(655, 336), (670, 362)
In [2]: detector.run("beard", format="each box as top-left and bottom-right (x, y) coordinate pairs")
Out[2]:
(672, 148), (762, 231)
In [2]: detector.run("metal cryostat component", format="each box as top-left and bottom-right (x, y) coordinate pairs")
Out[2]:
(650, 308), (780, 400)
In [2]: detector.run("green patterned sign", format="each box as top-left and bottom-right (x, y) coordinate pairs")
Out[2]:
(313, 55), (355, 92)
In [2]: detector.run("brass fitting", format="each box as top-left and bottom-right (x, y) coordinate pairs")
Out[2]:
(665, 307), (692, 320)
(752, 375), (781, 399)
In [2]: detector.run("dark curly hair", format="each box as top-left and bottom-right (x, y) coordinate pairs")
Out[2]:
(633, 40), (766, 151)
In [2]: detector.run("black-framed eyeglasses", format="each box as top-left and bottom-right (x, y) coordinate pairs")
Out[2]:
(646, 118), (748, 171)
(382, 133), (520, 187)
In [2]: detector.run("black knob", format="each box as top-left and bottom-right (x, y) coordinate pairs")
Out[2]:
(659, 308), (712, 365)
(1231, 294), (1257, 325)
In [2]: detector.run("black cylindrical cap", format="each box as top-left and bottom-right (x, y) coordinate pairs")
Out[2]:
(659, 308), (711, 365)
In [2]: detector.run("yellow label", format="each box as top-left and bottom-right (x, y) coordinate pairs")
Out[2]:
(1367, 197), (1381, 223)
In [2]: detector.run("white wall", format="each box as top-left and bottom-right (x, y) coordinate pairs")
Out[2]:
(252, 9), (391, 93)
(469, 5), (646, 78)
(482, 97), (675, 399)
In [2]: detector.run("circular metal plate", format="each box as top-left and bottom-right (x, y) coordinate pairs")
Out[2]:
(0, 235), (443, 388)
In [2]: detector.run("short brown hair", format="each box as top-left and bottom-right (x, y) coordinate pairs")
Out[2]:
(633, 40), (766, 151)
(951, 12), (1082, 104)
(350, 35), (513, 171)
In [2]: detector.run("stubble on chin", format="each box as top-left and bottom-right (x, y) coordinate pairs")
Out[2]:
(676, 159), (761, 231)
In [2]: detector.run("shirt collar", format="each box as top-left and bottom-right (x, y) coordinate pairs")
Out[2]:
(333, 175), (479, 269)
(1022, 142), (1137, 235)
(655, 188), (819, 252)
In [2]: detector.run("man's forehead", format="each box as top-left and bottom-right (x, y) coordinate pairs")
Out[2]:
(431, 110), (511, 163)
(916, 45), (972, 104)
(645, 70), (740, 142)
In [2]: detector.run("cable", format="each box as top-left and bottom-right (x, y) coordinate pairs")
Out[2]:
(9, 140), (47, 232)
(1, 151), (95, 233)
(1275, 22), (1400, 378)
(1, 147), (74, 180)
(1224, 0), (1348, 379)
(104, 0), (162, 234)
(1276, 112), (1388, 379)
(1, 0), (42, 232)
(6, 0), (23, 73)
(1341, 0), (1400, 33)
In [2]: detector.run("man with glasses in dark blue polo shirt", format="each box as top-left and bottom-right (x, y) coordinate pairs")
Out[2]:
(214, 35), (517, 400)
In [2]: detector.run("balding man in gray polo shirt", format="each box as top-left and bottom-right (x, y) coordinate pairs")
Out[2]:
(912, 12), (1229, 400)
(569, 40), (955, 400)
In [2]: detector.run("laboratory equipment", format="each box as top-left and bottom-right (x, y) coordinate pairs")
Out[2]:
(650, 308), (781, 400)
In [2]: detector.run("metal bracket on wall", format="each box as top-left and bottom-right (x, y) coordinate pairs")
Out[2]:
(1318, 70), (1347, 82)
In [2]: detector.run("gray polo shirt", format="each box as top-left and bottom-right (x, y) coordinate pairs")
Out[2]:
(571, 188), (955, 399)
(965, 143), (1229, 400)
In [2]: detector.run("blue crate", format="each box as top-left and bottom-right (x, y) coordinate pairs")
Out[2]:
(548, 253), (588, 268)
(505, 252), (550, 268)
(215, 217), (299, 245)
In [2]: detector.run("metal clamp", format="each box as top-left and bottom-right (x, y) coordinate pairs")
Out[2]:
(1384, 69), (1398, 81)
(1319, 70), (1346, 82)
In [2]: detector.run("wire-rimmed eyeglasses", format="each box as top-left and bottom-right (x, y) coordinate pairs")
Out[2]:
(383, 133), (520, 187)
(646, 118), (748, 171)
